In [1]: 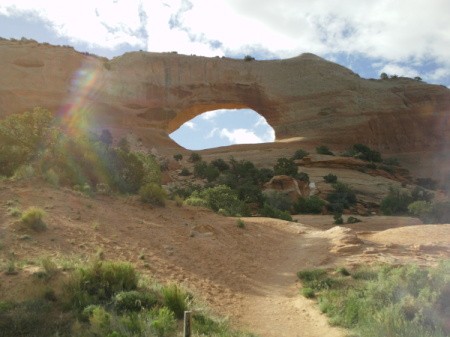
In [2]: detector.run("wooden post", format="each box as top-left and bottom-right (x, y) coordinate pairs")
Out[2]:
(183, 311), (192, 337)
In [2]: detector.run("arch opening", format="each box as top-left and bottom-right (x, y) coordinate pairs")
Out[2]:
(169, 108), (275, 150)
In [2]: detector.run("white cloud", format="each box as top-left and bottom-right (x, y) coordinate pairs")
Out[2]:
(1, 0), (449, 83)
(205, 127), (219, 139)
(220, 128), (264, 144)
(184, 121), (196, 129)
(0, 0), (147, 49)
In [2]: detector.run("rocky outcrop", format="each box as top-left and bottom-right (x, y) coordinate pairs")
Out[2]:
(0, 39), (449, 155)
(263, 175), (310, 202)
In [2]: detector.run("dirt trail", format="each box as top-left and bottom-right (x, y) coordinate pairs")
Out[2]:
(230, 219), (345, 337)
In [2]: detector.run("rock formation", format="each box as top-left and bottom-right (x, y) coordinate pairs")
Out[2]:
(1, 38), (449, 156)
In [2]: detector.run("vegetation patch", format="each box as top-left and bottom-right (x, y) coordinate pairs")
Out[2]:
(298, 262), (450, 337)
(21, 206), (47, 231)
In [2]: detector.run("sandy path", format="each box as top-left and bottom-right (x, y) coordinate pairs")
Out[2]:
(231, 219), (345, 337)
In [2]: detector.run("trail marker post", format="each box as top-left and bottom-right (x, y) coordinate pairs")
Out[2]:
(183, 311), (192, 337)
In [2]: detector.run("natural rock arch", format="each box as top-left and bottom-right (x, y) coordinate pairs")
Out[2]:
(0, 40), (449, 154)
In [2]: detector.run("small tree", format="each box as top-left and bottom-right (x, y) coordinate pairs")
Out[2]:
(292, 149), (309, 160)
(323, 173), (338, 184)
(316, 145), (334, 156)
(274, 157), (298, 177)
(188, 152), (202, 163)
(380, 72), (388, 80)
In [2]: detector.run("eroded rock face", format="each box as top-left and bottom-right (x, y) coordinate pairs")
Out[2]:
(1, 39), (449, 155)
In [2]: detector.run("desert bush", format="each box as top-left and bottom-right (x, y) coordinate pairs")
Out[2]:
(380, 187), (412, 215)
(260, 203), (293, 221)
(302, 288), (316, 298)
(0, 107), (56, 177)
(314, 262), (450, 336)
(409, 200), (450, 224)
(211, 158), (230, 171)
(236, 218), (245, 228)
(13, 164), (35, 180)
(66, 260), (138, 310)
(21, 206), (47, 231)
(316, 145), (334, 155)
(174, 195), (183, 207)
(333, 213), (344, 224)
(150, 306), (177, 337)
(139, 183), (167, 206)
(294, 195), (326, 214)
(296, 171), (310, 182)
(351, 144), (382, 162)
(327, 182), (357, 212)
(161, 284), (189, 319)
(188, 152), (202, 163)
(173, 153), (183, 161)
(43, 168), (60, 186)
(292, 149), (309, 160)
(273, 157), (298, 177)
(263, 190), (293, 212)
(189, 185), (248, 216)
(184, 196), (209, 208)
(179, 167), (191, 176)
(113, 290), (157, 313)
(347, 216), (361, 224)
(323, 173), (337, 184)
(7, 207), (21, 217)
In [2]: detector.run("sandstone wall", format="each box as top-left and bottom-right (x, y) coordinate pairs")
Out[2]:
(1, 39), (449, 154)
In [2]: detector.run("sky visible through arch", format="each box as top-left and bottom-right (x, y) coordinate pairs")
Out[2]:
(1, 0), (449, 148)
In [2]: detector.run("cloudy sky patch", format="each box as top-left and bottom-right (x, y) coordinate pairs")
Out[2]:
(0, 0), (448, 148)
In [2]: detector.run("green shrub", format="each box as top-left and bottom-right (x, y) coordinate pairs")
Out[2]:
(351, 144), (382, 162)
(139, 183), (167, 206)
(188, 152), (202, 163)
(179, 167), (191, 176)
(327, 182), (357, 212)
(336, 267), (350, 276)
(190, 185), (248, 216)
(409, 200), (450, 224)
(292, 149), (309, 160)
(294, 195), (326, 214)
(21, 206), (47, 231)
(273, 157), (298, 177)
(66, 260), (138, 310)
(161, 284), (188, 319)
(296, 171), (310, 182)
(184, 196), (209, 208)
(316, 145), (334, 155)
(302, 288), (316, 298)
(211, 158), (230, 171)
(7, 207), (21, 217)
(260, 203), (292, 221)
(236, 218), (245, 229)
(347, 216), (361, 224)
(333, 213), (344, 224)
(323, 173), (337, 184)
(13, 164), (35, 180)
(380, 187), (412, 215)
(113, 290), (157, 313)
(173, 153), (183, 161)
(150, 307), (177, 337)
(43, 168), (60, 186)
(244, 55), (255, 61)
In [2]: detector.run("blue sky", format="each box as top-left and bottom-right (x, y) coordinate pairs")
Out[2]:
(1, 0), (449, 150)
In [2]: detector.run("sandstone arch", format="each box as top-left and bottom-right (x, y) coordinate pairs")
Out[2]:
(0, 40), (449, 155)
